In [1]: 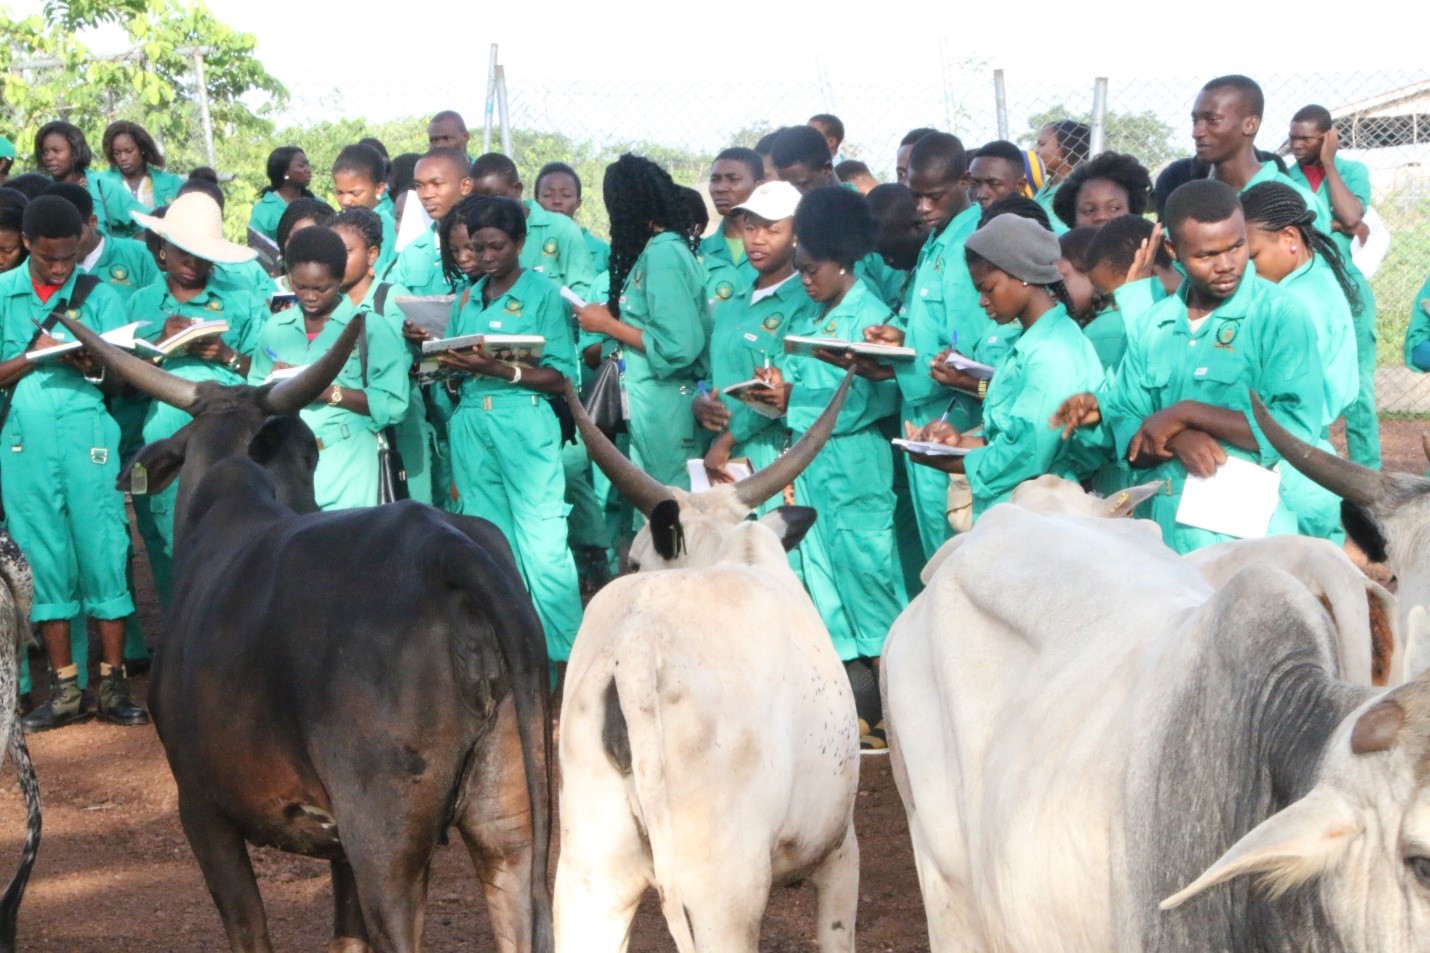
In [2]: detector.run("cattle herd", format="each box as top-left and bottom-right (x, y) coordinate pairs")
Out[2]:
(1, 326), (1429, 952)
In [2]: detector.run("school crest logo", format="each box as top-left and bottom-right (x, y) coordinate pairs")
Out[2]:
(543, 239), (558, 256)
(1214, 323), (1237, 349)
(823, 322), (839, 335)
(109, 265), (129, 283)
(504, 298), (522, 314)
(205, 299), (224, 312)
(714, 281), (734, 301)
(761, 313), (782, 332)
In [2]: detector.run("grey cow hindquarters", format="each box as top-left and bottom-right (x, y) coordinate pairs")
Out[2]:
(56, 311), (553, 953)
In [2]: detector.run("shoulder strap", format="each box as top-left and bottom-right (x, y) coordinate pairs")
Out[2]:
(372, 282), (391, 315)
(37, 273), (102, 336)
(355, 313), (369, 388)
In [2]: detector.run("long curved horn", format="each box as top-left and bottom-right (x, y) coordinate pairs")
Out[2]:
(562, 384), (673, 517)
(54, 311), (200, 410)
(1250, 392), (1396, 506)
(262, 315), (366, 416)
(735, 369), (855, 510)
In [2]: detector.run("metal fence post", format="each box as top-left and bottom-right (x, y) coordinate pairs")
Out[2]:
(189, 48), (216, 169)
(495, 65), (512, 158)
(1090, 76), (1109, 157)
(482, 44), (498, 154)
(994, 69), (1009, 140)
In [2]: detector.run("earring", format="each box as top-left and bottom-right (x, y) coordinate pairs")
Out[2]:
(839, 268), (846, 275)
(1022, 280), (1028, 287)
(1290, 244), (1298, 252)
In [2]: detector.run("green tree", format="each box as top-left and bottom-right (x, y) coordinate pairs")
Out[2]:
(0, 0), (284, 176)
(1022, 104), (1180, 171)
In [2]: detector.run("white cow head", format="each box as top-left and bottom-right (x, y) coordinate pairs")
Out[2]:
(1251, 395), (1430, 677)
(1162, 673), (1430, 950)
(564, 372), (852, 573)
(1007, 474), (1166, 519)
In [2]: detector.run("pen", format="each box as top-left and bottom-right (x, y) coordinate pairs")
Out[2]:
(951, 331), (958, 352)
(697, 381), (709, 397)
(263, 347), (280, 361)
(935, 393), (958, 427)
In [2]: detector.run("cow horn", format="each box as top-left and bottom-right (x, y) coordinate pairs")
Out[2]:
(1250, 392), (1395, 507)
(561, 384), (674, 517)
(262, 315), (366, 416)
(53, 311), (200, 410)
(734, 369), (855, 511)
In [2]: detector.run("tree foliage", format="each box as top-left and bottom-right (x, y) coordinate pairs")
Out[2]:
(1022, 103), (1181, 172)
(0, 0), (285, 173)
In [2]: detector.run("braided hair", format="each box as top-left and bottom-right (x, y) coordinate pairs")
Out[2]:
(276, 197), (335, 252)
(1240, 181), (1362, 314)
(603, 154), (698, 316)
(331, 206), (384, 253)
(439, 194), (486, 288)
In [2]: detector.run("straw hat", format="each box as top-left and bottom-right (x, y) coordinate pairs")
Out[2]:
(131, 192), (256, 265)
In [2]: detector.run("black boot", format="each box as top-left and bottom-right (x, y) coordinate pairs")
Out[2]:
(844, 658), (886, 754)
(97, 667), (150, 726)
(22, 673), (89, 732)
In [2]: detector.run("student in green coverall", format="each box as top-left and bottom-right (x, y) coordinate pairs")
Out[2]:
(247, 146), (315, 243)
(697, 147), (766, 304)
(1032, 120), (1090, 223)
(330, 206), (434, 506)
(428, 197), (583, 662)
(164, 178), (281, 298)
(855, 132), (1013, 560)
(127, 192), (268, 598)
(34, 121), (143, 238)
(248, 227), (410, 510)
(746, 186), (904, 752)
(1287, 104), (1381, 469)
(1085, 215), (1181, 346)
(385, 149), (474, 504)
(694, 181), (817, 512)
(535, 162), (611, 272)
(332, 144), (399, 278)
(2, 196), (149, 731)
(903, 213), (1105, 518)
(574, 154), (710, 490)
(98, 121), (184, 214)
(1053, 179), (1324, 555)
(1241, 181), (1362, 542)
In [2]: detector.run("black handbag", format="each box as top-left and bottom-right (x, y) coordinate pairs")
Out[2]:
(355, 314), (409, 505)
(580, 349), (627, 439)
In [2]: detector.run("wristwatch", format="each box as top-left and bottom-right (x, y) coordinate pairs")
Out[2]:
(328, 385), (343, 406)
(977, 379), (989, 399)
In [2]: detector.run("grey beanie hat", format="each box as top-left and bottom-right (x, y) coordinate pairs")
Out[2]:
(964, 213), (1062, 285)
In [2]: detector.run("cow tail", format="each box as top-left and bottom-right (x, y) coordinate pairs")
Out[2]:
(613, 638), (698, 953)
(444, 543), (554, 953)
(0, 726), (40, 953)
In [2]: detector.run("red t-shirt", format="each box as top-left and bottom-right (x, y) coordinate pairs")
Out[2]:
(32, 277), (63, 304)
(1300, 164), (1327, 193)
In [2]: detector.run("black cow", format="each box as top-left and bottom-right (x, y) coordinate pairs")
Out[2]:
(61, 314), (552, 953)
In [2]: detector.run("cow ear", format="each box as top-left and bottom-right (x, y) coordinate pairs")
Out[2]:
(118, 432), (190, 495)
(1342, 500), (1388, 563)
(760, 506), (817, 552)
(1160, 787), (1360, 911)
(1102, 480), (1164, 519)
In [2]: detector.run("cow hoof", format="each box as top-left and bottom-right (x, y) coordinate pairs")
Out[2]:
(328, 938), (370, 953)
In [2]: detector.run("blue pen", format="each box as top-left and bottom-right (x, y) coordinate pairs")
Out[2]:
(951, 331), (958, 353)
(263, 347), (280, 362)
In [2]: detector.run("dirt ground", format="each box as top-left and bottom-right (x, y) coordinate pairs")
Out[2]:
(0, 416), (1424, 952)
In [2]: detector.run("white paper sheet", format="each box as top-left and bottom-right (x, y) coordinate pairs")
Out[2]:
(1174, 456), (1281, 539)
(393, 190), (433, 253)
(1351, 206), (1390, 279)
(892, 438), (970, 457)
(686, 458), (753, 493)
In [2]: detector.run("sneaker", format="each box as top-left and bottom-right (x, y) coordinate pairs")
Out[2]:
(97, 668), (150, 726)
(21, 673), (90, 732)
(859, 718), (888, 755)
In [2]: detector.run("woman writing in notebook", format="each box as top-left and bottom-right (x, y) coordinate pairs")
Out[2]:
(904, 214), (1104, 519)
(436, 196), (583, 667)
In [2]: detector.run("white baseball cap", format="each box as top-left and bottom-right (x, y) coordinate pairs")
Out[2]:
(732, 181), (801, 222)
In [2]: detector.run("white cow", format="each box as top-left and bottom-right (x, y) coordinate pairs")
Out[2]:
(884, 498), (1430, 952)
(1252, 396), (1430, 677)
(554, 379), (860, 953)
